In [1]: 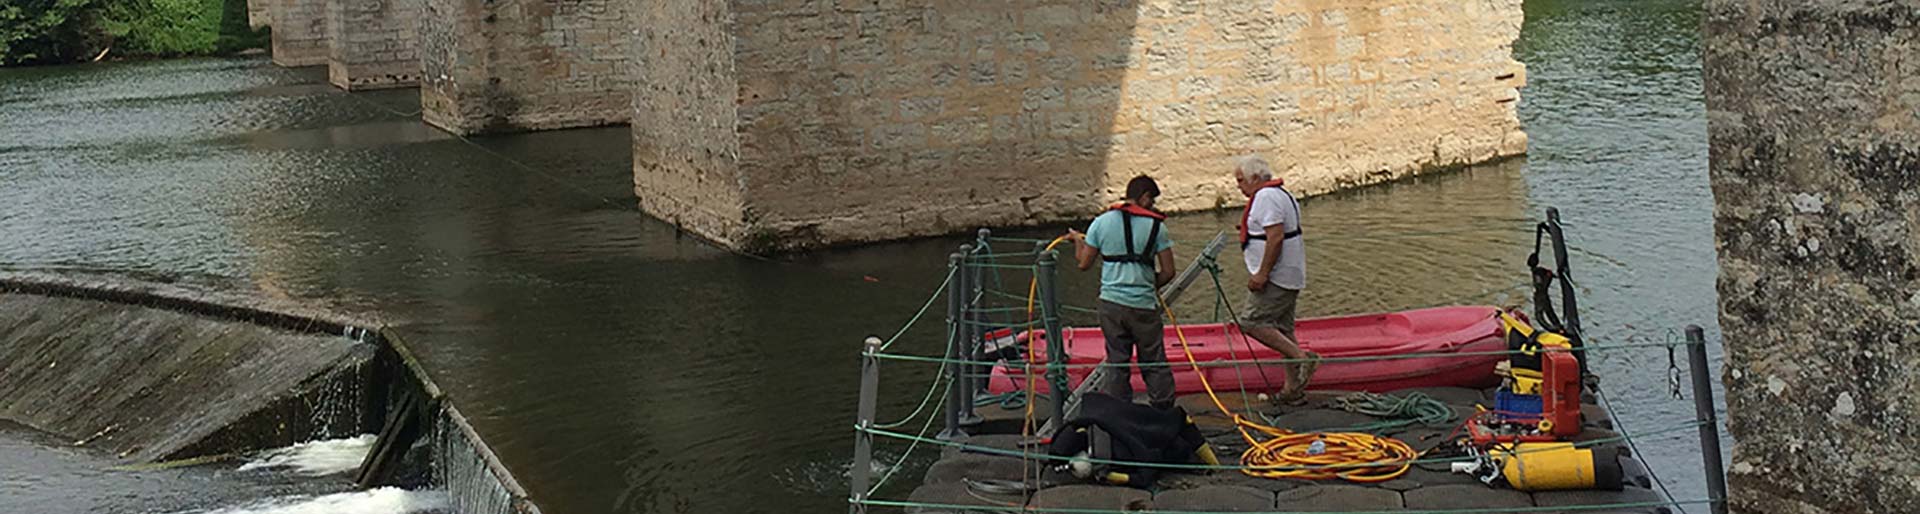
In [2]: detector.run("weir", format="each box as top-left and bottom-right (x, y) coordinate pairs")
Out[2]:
(0, 272), (542, 514)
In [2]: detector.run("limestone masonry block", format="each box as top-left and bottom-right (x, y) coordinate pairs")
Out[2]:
(636, 0), (1532, 252)
(269, 0), (328, 67)
(1706, 1), (1920, 513)
(248, 0), (272, 29)
(326, 0), (420, 90)
(420, 0), (633, 134)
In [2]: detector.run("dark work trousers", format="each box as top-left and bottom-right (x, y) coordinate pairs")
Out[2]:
(1097, 300), (1176, 410)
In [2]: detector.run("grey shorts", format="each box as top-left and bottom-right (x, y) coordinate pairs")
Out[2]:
(1241, 286), (1299, 338)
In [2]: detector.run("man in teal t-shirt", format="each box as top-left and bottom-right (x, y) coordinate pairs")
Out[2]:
(1065, 175), (1177, 409)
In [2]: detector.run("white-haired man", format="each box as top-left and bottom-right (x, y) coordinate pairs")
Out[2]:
(1232, 154), (1319, 402)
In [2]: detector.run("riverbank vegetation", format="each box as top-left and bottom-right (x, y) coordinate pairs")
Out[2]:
(1, 0), (266, 66)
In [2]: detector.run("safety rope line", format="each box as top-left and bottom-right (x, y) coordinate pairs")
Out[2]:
(867, 339), (1702, 369)
(1595, 383), (1689, 514)
(870, 241), (1026, 495)
(851, 497), (1718, 514)
(873, 327), (955, 430)
(865, 365), (950, 496)
(985, 289), (1101, 315)
(876, 267), (957, 352)
(1203, 258), (1281, 419)
(856, 419), (1709, 472)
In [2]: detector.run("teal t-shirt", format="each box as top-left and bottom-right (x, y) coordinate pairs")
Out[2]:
(1084, 209), (1174, 310)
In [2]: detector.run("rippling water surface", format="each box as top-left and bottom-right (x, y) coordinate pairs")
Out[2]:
(0, 1), (1714, 513)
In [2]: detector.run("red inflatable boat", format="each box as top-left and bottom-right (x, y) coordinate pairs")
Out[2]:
(984, 306), (1511, 395)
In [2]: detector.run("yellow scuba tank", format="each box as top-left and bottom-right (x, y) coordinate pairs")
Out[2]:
(1491, 443), (1623, 491)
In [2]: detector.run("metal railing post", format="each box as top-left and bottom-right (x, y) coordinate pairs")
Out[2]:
(972, 229), (993, 402)
(1037, 251), (1069, 425)
(957, 243), (982, 427)
(848, 336), (882, 514)
(1686, 325), (1729, 514)
(938, 251), (970, 441)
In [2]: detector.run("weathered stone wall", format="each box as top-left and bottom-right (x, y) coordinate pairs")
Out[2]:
(269, 0), (328, 67)
(634, 0), (1528, 252)
(326, 0), (420, 90)
(249, 0), (271, 29)
(1705, 1), (1920, 513)
(631, 0), (743, 243)
(420, 0), (631, 134)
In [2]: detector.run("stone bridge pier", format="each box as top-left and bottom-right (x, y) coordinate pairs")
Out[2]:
(418, 0), (633, 134)
(633, 0), (1530, 252)
(261, 0), (1532, 251)
(266, 0), (632, 131)
(1707, 0), (1920, 512)
(325, 0), (420, 90)
(266, 0), (328, 67)
(263, 0), (417, 90)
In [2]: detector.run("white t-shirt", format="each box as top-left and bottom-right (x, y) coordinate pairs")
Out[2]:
(1241, 187), (1306, 290)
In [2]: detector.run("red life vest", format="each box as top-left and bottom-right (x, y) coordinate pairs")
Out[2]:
(1103, 202), (1165, 267)
(1238, 180), (1302, 249)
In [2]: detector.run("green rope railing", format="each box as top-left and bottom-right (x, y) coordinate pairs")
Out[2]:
(852, 497), (1718, 514)
(876, 267), (956, 352)
(983, 288), (1102, 315)
(865, 370), (949, 495)
(873, 334), (954, 430)
(1596, 383), (1690, 514)
(857, 419), (1708, 472)
(868, 339), (1703, 370)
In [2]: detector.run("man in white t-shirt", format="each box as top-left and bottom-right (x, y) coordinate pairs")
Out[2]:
(1231, 154), (1320, 402)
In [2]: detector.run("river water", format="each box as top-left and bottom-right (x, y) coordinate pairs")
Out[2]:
(0, 1), (1714, 513)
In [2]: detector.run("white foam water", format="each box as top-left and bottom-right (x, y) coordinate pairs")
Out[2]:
(193, 488), (448, 514)
(237, 434), (377, 476)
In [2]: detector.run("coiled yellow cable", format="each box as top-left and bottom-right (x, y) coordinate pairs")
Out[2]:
(1159, 296), (1415, 482)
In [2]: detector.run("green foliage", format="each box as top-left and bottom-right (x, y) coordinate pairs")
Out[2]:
(1, 0), (266, 66)
(0, 0), (107, 65)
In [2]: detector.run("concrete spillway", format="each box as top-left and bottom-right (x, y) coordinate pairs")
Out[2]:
(0, 292), (372, 463)
(0, 273), (540, 514)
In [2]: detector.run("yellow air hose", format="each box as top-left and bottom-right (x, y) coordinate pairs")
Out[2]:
(1157, 296), (1416, 482)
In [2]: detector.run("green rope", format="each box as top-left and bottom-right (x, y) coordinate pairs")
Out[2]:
(870, 339), (1699, 370)
(873, 357), (949, 430)
(852, 498), (1717, 514)
(877, 267), (956, 352)
(962, 319), (1044, 329)
(973, 262), (1048, 270)
(866, 370), (949, 495)
(1322, 391), (1457, 434)
(857, 419), (1707, 472)
(985, 236), (1054, 244)
(974, 391), (1047, 410)
(1202, 257), (1274, 418)
(1596, 383), (1690, 514)
(982, 288), (1102, 315)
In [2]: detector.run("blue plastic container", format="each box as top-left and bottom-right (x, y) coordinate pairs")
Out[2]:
(1494, 390), (1543, 420)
